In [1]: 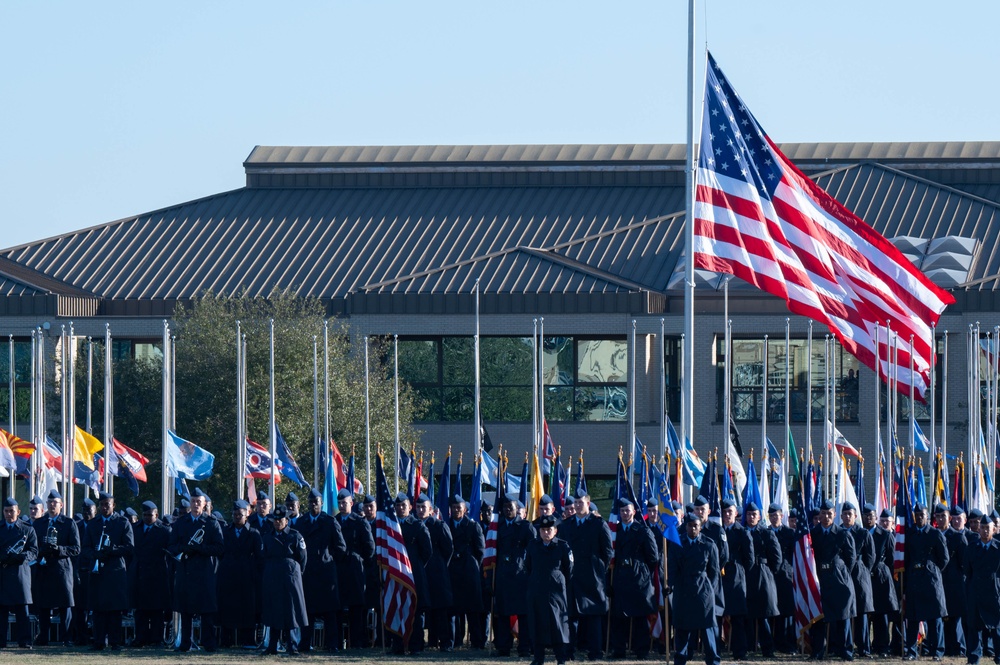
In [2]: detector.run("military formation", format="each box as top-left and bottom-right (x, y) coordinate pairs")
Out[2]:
(1, 483), (1000, 665)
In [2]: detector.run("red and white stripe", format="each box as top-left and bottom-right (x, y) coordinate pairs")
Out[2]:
(693, 61), (952, 402)
(893, 513), (907, 572)
(482, 511), (499, 571)
(792, 532), (824, 640)
(375, 508), (417, 641)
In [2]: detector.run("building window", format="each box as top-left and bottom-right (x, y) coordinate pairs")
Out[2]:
(111, 339), (164, 363)
(398, 335), (628, 423)
(878, 337), (943, 423)
(0, 339), (31, 423)
(662, 337), (682, 422)
(717, 337), (861, 423)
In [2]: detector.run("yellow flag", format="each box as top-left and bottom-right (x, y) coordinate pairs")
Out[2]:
(527, 451), (545, 522)
(74, 426), (104, 470)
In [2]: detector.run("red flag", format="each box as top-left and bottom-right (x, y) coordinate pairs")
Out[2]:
(330, 440), (347, 490)
(0, 428), (34, 459)
(693, 53), (952, 401)
(111, 438), (149, 483)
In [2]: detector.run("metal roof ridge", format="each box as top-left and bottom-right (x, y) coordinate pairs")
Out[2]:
(520, 247), (654, 292)
(0, 256), (96, 298)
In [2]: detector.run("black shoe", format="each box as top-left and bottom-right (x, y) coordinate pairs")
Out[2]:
(261, 648), (279, 656)
(904, 657), (917, 662)
(932, 658), (943, 662)
(109, 645), (121, 652)
(18, 644), (31, 650)
(34, 639), (48, 647)
(174, 646), (191, 653)
(89, 645), (105, 652)
(497, 651), (510, 657)
(64, 641), (75, 648)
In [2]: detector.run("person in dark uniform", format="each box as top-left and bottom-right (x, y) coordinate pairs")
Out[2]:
(692, 495), (729, 628)
(27, 495), (44, 524)
(446, 494), (486, 649)
(218, 499), (262, 648)
(82, 491), (133, 651)
(249, 492), (273, 533)
(494, 495), (536, 657)
(670, 512), (721, 665)
(720, 498), (754, 659)
(935, 503), (968, 657)
(609, 497), (658, 659)
(296, 487), (347, 652)
(904, 503), (949, 661)
(71, 497), (97, 646)
(129, 500), (172, 648)
(744, 502), (780, 658)
(362, 494), (381, 646)
(390, 493), (432, 655)
(964, 514), (1000, 665)
(525, 514), (573, 665)
(558, 489), (613, 661)
(863, 503), (898, 657)
(768, 504), (796, 653)
(285, 492), (301, 523)
(336, 488), (375, 649)
(810, 498), (856, 661)
(32, 489), (79, 647)
(261, 505), (309, 656)
(415, 492), (454, 651)
(841, 502), (875, 658)
(168, 487), (224, 653)
(0, 496), (37, 649)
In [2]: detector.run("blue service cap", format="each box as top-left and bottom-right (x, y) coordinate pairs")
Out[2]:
(840, 501), (857, 513)
(767, 502), (782, 514)
(670, 500), (683, 512)
(394, 492), (410, 504)
(141, 501), (158, 513)
(285, 492), (299, 503)
(3, 497), (17, 508)
(256, 491), (270, 502)
(269, 505), (288, 520)
(337, 489), (353, 500)
(363, 494), (376, 504)
(449, 494), (465, 506)
(308, 488), (322, 499)
(720, 498), (736, 510)
(416, 492), (430, 503)
(933, 503), (950, 513)
(982, 514), (994, 526)
(539, 494), (554, 506)
(970, 508), (985, 519)
(572, 488), (589, 500)
(233, 499), (250, 511)
(83, 498), (95, 508)
(537, 515), (558, 529)
(819, 499), (836, 511)
(29, 495), (43, 506)
(862, 503), (876, 514)
(693, 495), (709, 507)
(125, 507), (137, 517)
(47, 490), (62, 501)
(191, 488), (208, 499)
(98, 491), (114, 501)
(953, 505), (965, 516)
(744, 501), (760, 513)
(880, 508), (893, 519)
(617, 497), (634, 509)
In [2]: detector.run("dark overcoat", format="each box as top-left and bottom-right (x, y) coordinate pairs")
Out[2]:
(494, 517), (535, 617)
(248, 512), (274, 534)
(168, 513), (225, 613)
(610, 519), (658, 617)
(525, 537), (573, 645)
(32, 513), (79, 609)
(846, 524), (875, 614)
(261, 525), (309, 630)
(364, 517), (381, 609)
(701, 519), (730, 615)
(82, 513), (133, 611)
(771, 524), (796, 615)
(0, 520), (37, 604)
(421, 517), (453, 609)
(217, 523), (262, 628)
(667, 534), (720, 631)
(129, 520), (172, 611)
(904, 525), (949, 620)
(870, 525), (899, 613)
(964, 538), (1000, 630)
(941, 527), (967, 618)
(558, 513), (613, 616)
(721, 522), (754, 616)
(745, 524), (780, 618)
(811, 524), (856, 621)
(336, 512), (375, 608)
(399, 514), (432, 609)
(446, 515), (485, 613)
(296, 511), (347, 614)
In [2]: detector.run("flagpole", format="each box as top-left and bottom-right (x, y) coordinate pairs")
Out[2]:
(830, 337), (836, 499)
(474, 279), (481, 459)
(68, 322), (76, 502)
(968, 325), (974, 503)
(236, 321), (244, 501)
(364, 334), (371, 490)
(724, 279), (730, 461)
(762, 334), (768, 465)
(942, 331), (948, 468)
(394, 334), (400, 496)
(930, 324), (936, 476)
(313, 335), (319, 488)
(910, 335), (915, 459)
(27, 334), (34, 494)
(242, 333), (248, 497)
(660, 318), (667, 462)
(784, 318), (790, 472)
(680, 332), (689, 503)
(269, 319), (276, 499)
(682, 0), (697, 466)
(60, 326), (68, 504)
(10, 335), (18, 497)
(824, 335), (831, 499)
(323, 321), (330, 495)
(540, 317), (546, 456)
(104, 324), (112, 494)
(993, 326), (999, 503)
(86, 338), (93, 435)
(806, 321), (813, 464)
(532, 319), (538, 458)
(161, 320), (170, 515)
(631, 318), (637, 484)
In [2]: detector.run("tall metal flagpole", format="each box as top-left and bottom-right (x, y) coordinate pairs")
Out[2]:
(806, 322), (813, 461)
(313, 335), (319, 488)
(161, 321), (171, 516)
(993, 326), (999, 501)
(237, 321), (244, 501)
(9, 336), (17, 497)
(533, 319), (538, 457)
(910, 336), (915, 458)
(474, 279), (481, 458)
(104, 324), (112, 494)
(394, 335), (400, 496)
(682, 0), (697, 461)
(762, 335), (768, 463)
(364, 335), (371, 490)
(87, 338), (93, 434)
(68, 322), (76, 501)
(824, 335), (830, 497)
(723, 280), (730, 460)
(269, 319), (277, 499)
(784, 319), (790, 464)
(680, 333), (688, 502)
(875, 325), (881, 487)
(830, 338), (836, 496)
(28, 334), (35, 493)
(60, 326), (68, 504)
(942, 332), (948, 465)
(661, 318), (667, 462)
(630, 319), (637, 481)
(539, 317), (546, 456)
(323, 322), (330, 495)
(930, 325), (936, 473)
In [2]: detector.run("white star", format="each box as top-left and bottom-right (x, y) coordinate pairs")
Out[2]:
(706, 157), (715, 166)
(715, 147), (723, 156)
(767, 172), (776, 180)
(712, 108), (719, 117)
(709, 132), (715, 142)
(718, 124), (727, 133)
(741, 118), (749, 127)
(721, 162), (729, 170)
(748, 148), (755, 157)
(733, 152), (741, 162)
(721, 98), (729, 108)
(741, 168), (748, 177)
(714, 84), (722, 93)
(764, 158), (772, 166)
(739, 104), (746, 113)
(727, 139), (734, 147)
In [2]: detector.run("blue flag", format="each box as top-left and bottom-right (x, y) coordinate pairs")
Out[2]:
(574, 457), (588, 497)
(469, 458), (483, 521)
(453, 457), (463, 500)
(321, 441), (339, 515)
(740, 456), (762, 525)
(275, 425), (309, 487)
(653, 466), (681, 545)
(436, 453), (452, 518)
(426, 459), (436, 506)
(665, 417), (683, 458)
(165, 430), (215, 480)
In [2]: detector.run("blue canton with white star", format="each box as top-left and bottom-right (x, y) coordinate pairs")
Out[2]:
(700, 53), (783, 201)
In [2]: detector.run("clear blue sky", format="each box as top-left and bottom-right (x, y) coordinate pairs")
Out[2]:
(2, 2), (996, 250)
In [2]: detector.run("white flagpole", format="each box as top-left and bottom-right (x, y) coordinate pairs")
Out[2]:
(394, 334), (400, 495)
(831, 337), (837, 497)
(269, 319), (276, 499)
(930, 325), (937, 474)
(540, 317), (546, 455)
(28, 334), (35, 494)
(762, 334), (768, 464)
(724, 279), (730, 460)
(86, 338), (93, 434)
(104, 324), (113, 494)
(161, 320), (171, 515)
(323, 321), (330, 495)
(237, 321), (244, 501)
(680, 332), (688, 502)
(60, 326), (68, 504)
(682, 0), (697, 461)
(910, 335), (916, 460)
(474, 279), (481, 458)
(39, 330), (47, 502)
(806, 321), (813, 462)
(630, 319), (637, 481)
(660, 318), (667, 462)
(364, 335), (371, 490)
(9, 335), (17, 497)
(993, 326), (999, 500)
(784, 319), (790, 464)
(824, 335), (830, 498)
(942, 331), (949, 466)
(532, 319), (538, 457)
(875, 324), (882, 491)
(313, 335), (319, 488)
(68, 322), (76, 503)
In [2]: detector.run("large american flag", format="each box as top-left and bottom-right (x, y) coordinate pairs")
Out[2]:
(482, 451), (507, 573)
(693, 52), (953, 400)
(374, 453), (417, 643)
(893, 459), (912, 572)
(792, 512), (823, 641)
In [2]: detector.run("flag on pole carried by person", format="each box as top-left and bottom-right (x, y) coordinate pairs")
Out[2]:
(374, 452), (417, 645)
(692, 52), (953, 402)
(792, 488), (824, 643)
(482, 451), (508, 573)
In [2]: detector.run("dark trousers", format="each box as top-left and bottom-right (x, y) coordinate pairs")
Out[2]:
(0, 605), (30, 647)
(945, 615), (967, 656)
(450, 611), (486, 649)
(750, 616), (775, 655)
(267, 628), (297, 654)
(967, 618), (998, 664)
(610, 613), (651, 657)
(36, 607), (73, 645)
(572, 615), (605, 658)
(221, 626), (257, 648)
(92, 610), (123, 648)
(871, 612), (892, 655)
(674, 627), (720, 665)
(854, 613), (871, 655)
(811, 618), (852, 659)
(180, 612), (216, 651)
(301, 611), (339, 651)
(771, 615), (796, 653)
(726, 614), (748, 658)
(426, 609), (450, 649)
(494, 613), (530, 655)
(907, 617), (943, 659)
(533, 638), (567, 665)
(133, 609), (167, 646)
(345, 604), (367, 648)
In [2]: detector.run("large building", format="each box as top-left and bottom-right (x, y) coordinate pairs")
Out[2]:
(2, 142), (1000, 477)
